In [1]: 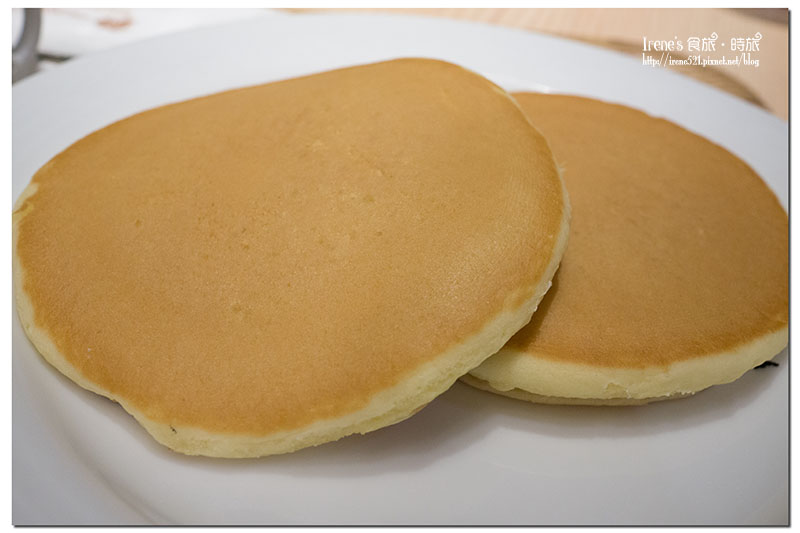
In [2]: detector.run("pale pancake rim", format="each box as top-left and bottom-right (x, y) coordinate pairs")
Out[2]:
(465, 326), (787, 404)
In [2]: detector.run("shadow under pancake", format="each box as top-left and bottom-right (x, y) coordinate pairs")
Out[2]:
(13, 318), (172, 524)
(19, 308), (787, 479)
(200, 349), (785, 478)
(19, 313), (485, 477)
(193, 381), (493, 476)
(457, 348), (788, 441)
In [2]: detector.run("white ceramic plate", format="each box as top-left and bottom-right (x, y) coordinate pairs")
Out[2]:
(12, 11), (788, 525)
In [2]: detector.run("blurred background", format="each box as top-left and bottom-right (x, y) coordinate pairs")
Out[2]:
(12, 8), (788, 119)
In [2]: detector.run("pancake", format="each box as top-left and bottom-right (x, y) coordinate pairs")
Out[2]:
(13, 59), (569, 457)
(464, 93), (788, 405)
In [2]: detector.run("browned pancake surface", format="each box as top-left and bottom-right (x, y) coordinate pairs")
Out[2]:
(508, 93), (788, 369)
(14, 60), (565, 436)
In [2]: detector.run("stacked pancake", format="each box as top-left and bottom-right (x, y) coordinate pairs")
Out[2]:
(14, 60), (787, 458)
(465, 93), (788, 405)
(13, 59), (569, 457)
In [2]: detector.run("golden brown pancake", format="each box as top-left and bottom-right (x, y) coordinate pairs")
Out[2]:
(13, 59), (569, 457)
(464, 93), (788, 405)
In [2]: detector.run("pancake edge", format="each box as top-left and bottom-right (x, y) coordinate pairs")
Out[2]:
(12, 151), (571, 458)
(464, 326), (787, 405)
(461, 374), (691, 405)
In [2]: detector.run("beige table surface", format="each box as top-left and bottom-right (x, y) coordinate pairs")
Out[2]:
(289, 8), (788, 120)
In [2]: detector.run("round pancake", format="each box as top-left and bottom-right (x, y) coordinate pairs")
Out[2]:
(465, 93), (788, 405)
(13, 59), (569, 457)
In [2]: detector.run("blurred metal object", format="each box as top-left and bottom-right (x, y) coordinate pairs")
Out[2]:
(12, 8), (41, 83)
